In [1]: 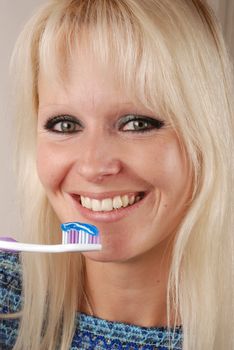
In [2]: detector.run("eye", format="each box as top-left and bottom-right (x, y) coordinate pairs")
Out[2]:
(118, 115), (165, 133)
(44, 115), (83, 134)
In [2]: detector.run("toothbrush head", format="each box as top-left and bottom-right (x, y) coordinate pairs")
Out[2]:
(61, 222), (100, 244)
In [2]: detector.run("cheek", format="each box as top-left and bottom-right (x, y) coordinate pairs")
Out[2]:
(133, 138), (188, 192)
(157, 147), (188, 188)
(36, 141), (70, 192)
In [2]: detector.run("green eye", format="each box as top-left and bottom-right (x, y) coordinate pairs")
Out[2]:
(119, 115), (164, 133)
(44, 115), (82, 134)
(123, 119), (153, 131)
(55, 121), (78, 132)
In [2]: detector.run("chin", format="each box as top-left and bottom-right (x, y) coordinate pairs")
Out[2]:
(82, 246), (133, 263)
(82, 251), (115, 263)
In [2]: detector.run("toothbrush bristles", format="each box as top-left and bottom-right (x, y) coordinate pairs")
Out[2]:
(62, 229), (100, 245)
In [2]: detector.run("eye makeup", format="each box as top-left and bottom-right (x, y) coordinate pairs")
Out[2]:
(44, 115), (83, 133)
(117, 114), (165, 133)
(43, 113), (165, 135)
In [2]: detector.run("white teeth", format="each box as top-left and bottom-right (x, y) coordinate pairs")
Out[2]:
(101, 198), (113, 211)
(135, 195), (141, 203)
(113, 196), (122, 209)
(121, 195), (129, 207)
(91, 199), (102, 211)
(84, 197), (92, 209)
(80, 196), (85, 206)
(80, 193), (143, 212)
(80, 196), (92, 209)
(129, 195), (135, 205)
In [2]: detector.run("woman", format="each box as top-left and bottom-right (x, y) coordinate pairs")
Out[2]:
(0, 0), (233, 349)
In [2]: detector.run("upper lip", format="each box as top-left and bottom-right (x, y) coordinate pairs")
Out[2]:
(71, 191), (146, 200)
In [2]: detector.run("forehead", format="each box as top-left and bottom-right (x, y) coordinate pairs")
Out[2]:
(39, 49), (127, 106)
(37, 27), (170, 124)
(37, 50), (154, 121)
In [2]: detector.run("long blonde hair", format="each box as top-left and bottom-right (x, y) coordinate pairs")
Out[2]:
(4, 0), (234, 349)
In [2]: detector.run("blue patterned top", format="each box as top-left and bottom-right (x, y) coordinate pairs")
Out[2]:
(0, 252), (183, 349)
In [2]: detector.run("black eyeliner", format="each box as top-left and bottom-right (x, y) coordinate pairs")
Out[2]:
(118, 114), (165, 131)
(44, 115), (82, 131)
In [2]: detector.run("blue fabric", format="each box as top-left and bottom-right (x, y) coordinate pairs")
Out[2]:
(0, 252), (183, 349)
(0, 252), (21, 349)
(72, 313), (182, 349)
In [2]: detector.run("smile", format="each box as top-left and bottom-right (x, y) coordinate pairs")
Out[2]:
(72, 192), (146, 212)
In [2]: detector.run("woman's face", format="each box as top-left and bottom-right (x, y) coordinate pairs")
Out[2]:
(37, 49), (192, 263)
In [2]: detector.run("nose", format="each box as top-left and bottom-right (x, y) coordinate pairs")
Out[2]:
(74, 132), (122, 183)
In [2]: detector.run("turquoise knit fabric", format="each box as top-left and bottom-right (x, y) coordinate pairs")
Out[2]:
(0, 252), (182, 349)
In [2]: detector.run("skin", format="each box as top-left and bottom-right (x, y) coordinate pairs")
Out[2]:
(37, 48), (192, 326)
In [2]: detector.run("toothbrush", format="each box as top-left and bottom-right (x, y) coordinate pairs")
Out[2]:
(0, 222), (102, 253)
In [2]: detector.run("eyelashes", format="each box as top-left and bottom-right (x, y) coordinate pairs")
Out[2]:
(44, 115), (83, 134)
(117, 115), (165, 133)
(43, 114), (165, 134)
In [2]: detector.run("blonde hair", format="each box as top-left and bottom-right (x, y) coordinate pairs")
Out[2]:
(3, 0), (234, 349)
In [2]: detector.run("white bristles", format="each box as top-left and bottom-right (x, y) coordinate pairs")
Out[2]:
(62, 229), (100, 245)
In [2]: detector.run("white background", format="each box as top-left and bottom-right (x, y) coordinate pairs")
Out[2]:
(0, 0), (233, 235)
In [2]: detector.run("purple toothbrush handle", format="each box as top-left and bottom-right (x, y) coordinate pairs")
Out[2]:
(0, 237), (18, 242)
(0, 237), (18, 252)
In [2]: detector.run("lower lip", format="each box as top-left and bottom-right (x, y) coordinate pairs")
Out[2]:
(70, 194), (148, 223)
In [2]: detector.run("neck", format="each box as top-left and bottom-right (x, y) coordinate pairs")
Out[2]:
(82, 247), (175, 328)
